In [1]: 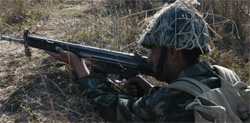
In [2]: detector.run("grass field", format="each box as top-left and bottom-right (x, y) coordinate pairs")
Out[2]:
(0, 0), (249, 122)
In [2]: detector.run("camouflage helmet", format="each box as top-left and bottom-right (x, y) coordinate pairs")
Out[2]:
(138, 1), (211, 54)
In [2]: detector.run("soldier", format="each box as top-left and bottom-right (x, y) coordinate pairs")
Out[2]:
(47, 1), (242, 122)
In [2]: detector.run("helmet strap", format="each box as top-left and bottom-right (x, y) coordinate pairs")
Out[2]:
(155, 47), (168, 81)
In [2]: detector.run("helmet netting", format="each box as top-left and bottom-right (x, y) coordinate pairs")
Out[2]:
(138, 0), (210, 54)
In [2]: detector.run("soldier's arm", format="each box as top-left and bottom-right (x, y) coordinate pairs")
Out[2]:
(78, 75), (194, 122)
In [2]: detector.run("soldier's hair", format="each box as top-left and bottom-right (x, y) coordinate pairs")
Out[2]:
(181, 49), (202, 67)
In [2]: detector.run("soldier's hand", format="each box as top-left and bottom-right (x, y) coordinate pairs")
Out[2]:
(124, 75), (154, 97)
(46, 46), (80, 64)
(46, 46), (90, 78)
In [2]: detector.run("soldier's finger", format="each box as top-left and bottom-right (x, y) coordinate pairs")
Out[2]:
(46, 51), (62, 59)
(55, 46), (66, 55)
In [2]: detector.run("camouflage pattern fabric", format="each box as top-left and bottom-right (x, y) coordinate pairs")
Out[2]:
(78, 61), (222, 122)
(138, 2), (211, 54)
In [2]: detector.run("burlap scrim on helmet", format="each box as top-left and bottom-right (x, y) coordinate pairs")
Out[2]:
(138, 0), (211, 54)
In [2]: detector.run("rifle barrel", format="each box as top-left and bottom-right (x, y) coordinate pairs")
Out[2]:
(1, 35), (24, 43)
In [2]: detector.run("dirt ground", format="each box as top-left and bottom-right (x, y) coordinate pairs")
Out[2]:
(0, 1), (105, 122)
(0, 0), (249, 122)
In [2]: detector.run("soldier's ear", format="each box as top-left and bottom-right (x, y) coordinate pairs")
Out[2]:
(167, 49), (179, 61)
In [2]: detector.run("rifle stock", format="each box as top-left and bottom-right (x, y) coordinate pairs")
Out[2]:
(1, 30), (154, 78)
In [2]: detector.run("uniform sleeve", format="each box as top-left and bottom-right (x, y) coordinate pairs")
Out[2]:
(78, 74), (194, 122)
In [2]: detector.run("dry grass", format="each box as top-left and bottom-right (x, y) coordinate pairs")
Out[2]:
(0, 0), (249, 122)
(198, 0), (249, 84)
(199, 0), (249, 57)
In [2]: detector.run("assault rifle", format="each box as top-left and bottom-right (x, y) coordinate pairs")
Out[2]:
(1, 29), (153, 78)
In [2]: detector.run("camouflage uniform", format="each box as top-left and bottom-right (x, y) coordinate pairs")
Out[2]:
(77, 1), (233, 122)
(78, 61), (229, 122)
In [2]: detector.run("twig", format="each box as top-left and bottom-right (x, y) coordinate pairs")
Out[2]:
(207, 24), (222, 40)
(120, 7), (161, 19)
(40, 74), (58, 123)
(51, 80), (66, 97)
(209, 0), (216, 30)
(53, 102), (84, 116)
